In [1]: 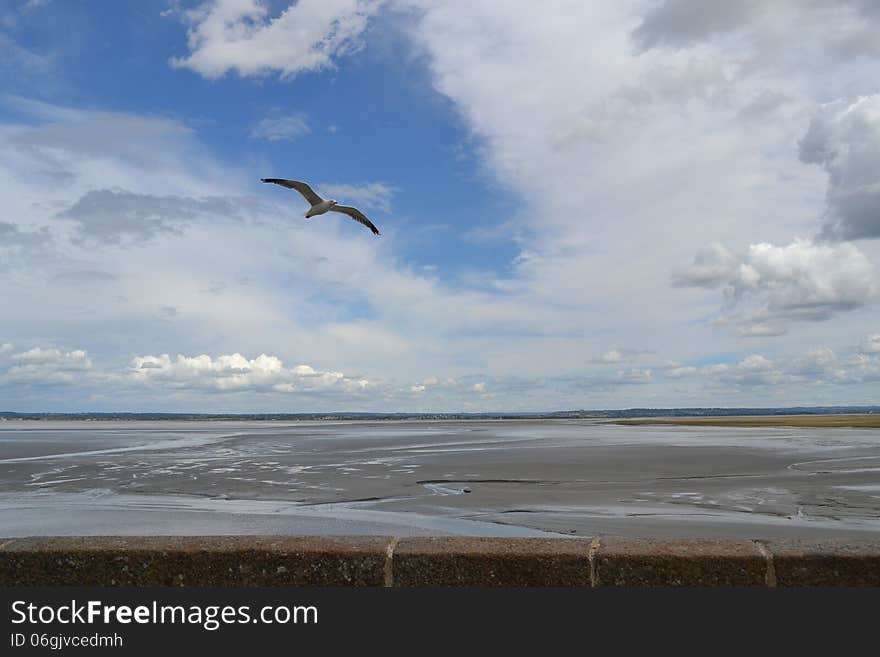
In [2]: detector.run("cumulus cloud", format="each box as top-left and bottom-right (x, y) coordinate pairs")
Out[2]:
(675, 238), (877, 333)
(859, 333), (880, 354)
(799, 95), (880, 241)
(700, 354), (796, 387)
(6, 3), (880, 410)
(406, 375), (499, 398)
(667, 365), (697, 378)
(171, 0), (380, 79)
(594, 349), (631, 364)
(3, 347), (93, 385)
(592, 348), (653, 364)
(128, 352), (370, 393)
(250, 113), (310, 141)
(611, 369), (654, 385)
(694, 347), (880, 387)
(672, 243), (740, 289)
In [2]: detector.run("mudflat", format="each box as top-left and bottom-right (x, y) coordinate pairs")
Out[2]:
(612, 414), (880, 428)
(1, 418), (879, 538)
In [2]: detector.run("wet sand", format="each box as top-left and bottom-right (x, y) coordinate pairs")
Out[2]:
(614, 414), (880, 428)
(1, 419), (879, 538)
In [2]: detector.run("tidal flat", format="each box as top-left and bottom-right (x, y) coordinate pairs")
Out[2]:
(613, 414), (880, 428)
(1, 418), (879, 538)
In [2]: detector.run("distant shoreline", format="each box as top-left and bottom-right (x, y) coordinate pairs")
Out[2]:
(0, 406), (877, 422)
(612, 414), (880, 429)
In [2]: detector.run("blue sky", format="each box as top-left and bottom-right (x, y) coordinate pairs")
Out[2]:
(1, 0), (879, 412)
(2, 0), (518, 274)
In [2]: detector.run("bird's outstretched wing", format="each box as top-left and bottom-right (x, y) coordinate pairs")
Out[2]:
(329, 205), (380, 235)
(261, 178), (323, 205)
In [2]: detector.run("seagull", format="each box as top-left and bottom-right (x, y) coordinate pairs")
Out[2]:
(261, 178), (380, 236)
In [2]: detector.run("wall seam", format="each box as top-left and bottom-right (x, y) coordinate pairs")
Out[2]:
(588, 537), (601, 587)
(755, 540), (777, 587)
(384, 537), (400, 588)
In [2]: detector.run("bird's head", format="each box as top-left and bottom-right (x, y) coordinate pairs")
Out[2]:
(329, 199), (338, 207)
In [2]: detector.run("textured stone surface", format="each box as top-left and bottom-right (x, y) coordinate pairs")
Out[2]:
(0, 536), (390, 586)
(763, 539), (880, 587)
(3, 536), (880, 587)
(594, 538), (766, 587)
(392, 537), (591, 587)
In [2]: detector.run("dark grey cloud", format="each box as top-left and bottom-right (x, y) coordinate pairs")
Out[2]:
(57, 189), (248, 245)
(848, 0), (880, 19)
(632, 0), (756, 50)
(0, 221), (51, 248)
(633, 1), (880, 64)
(159, 306), (179, 319)
(50, 269), (118, 285)
(799, 96), (880, 242)
(671, 243), (738, 289)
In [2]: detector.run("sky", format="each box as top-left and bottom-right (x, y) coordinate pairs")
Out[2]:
(1, 0), (879, 412)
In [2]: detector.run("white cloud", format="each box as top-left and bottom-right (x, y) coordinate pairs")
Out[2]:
(1, 100), (240, 195)
(171, 0), (381, 79)
(859, 333), (880, 354)
(129, 352), (370, 393)
(701, 354), (795, 387)
(614, 369), (654, 385)
(668, 366), (698, 378)
(3, 347), (93, 385)
(592, 348), (652, 364)
(0, 33), (52, 74)
(6, 1), (880, 410)
(250, 113), (310, 141)
(667, 346), (880, 389)
(315, 182), (396, 212)
(676, 238), (877, 333)
(595, 349), (629, 364)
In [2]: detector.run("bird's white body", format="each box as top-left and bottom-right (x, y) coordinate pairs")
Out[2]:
(305, 199), (337, 218)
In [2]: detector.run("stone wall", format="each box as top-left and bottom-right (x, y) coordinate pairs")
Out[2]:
(1, 536), (878, 586)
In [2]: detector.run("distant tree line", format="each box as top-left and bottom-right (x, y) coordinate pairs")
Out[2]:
(0, 406), (877, 421)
